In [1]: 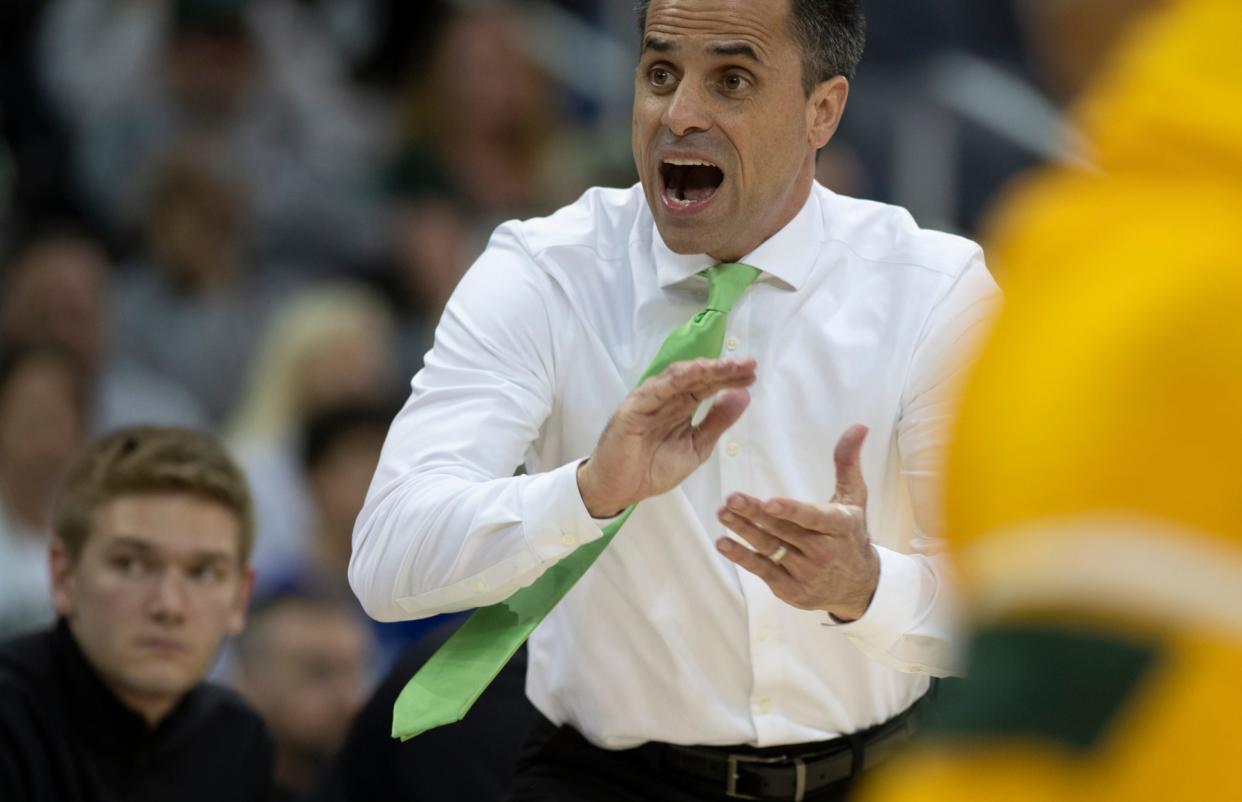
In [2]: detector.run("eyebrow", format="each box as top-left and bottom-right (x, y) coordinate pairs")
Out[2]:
(642, 35), (673, 54)
(642, 35), (763, 65)
(708, 41), (763, 63)
(106, 536), (235, 564)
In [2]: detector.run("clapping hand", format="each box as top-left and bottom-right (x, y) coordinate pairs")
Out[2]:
(715, 424), (880, 622)
(577, 358), (757, 518)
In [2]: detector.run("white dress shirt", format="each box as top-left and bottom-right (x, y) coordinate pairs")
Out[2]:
(350, 182), (1000, 749)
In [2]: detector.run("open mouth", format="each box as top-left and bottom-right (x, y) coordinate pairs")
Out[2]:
(660, 159), (725, 209)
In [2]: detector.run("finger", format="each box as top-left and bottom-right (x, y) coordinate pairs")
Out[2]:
(715, 537), (797, 592)
(761, 498), (863, 537)
(680, 373), (755, 407)
(691, 388), (750, 455)
(724, 493), (816, 546)
(670, 361), (756, 408)
(637, 378), (754, 430)
(633, 359), (756, 413)
(717, 507), (802, 564)
(832, 424), (869, 506)
(632, 360), (709, 411)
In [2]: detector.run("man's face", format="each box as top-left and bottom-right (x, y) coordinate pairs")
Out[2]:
(308, 427), (386, 551)
(632, 0), (848, 261)
(0, 240), (108, 372)
(0, 357), (85, 492)
(51, 494), (252, 715)
(150, 178), (243, 292)
(239, 605), (371, 762)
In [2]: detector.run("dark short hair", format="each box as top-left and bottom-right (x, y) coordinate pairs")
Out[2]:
(54, 426), (255, 563)
(301, 403), (395, 473)
(171, 0), (250, 38)
(635, 0), (866, 91)
(234, 588), (362, 667)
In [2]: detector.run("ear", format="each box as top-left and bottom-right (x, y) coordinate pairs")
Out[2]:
(49, 538), (77, 618)
(807, 76), (850, 151)
(227, 566), (255, 636)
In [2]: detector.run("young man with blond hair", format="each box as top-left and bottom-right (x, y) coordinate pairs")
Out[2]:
(0, 426), (274, 801)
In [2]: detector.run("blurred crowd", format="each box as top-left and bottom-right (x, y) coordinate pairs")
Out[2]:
(0, 0), (1109, 799)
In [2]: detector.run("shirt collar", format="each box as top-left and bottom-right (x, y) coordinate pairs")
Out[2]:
(652, 186), (822, 291)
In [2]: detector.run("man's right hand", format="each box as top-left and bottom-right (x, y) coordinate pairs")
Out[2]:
(576, 358), (757, 518)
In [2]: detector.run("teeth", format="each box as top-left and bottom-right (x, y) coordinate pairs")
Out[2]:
(664, 158), (717, 168)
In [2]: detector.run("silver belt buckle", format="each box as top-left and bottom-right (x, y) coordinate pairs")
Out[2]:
(725, 754), (808, 802)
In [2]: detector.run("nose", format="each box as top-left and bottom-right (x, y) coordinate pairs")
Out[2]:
(661, 80), (711, 137)
(149, 569), (188, 624)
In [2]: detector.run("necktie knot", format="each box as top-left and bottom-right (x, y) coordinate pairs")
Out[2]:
(704, 263), (762, 314)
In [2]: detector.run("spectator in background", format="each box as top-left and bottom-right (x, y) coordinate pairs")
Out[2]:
(241, 402), (460, 676)
(227, 283), (396, 591)
(0, 426), (272, 801)
(297, 405), (392, 595)
(0, 346), (88, 640)
(42, 0), (381, 269)
(295, 403), (451, 665)
(346, 0), (450, 93)
(387, 6), (588, 234)
(313, 621), (535, 802)
(234, 591), (373, 802)
(0, 0), (93, 242)
(380, 194), (475, 381)
(254, 404), (391, 598)
(111, 151), (284, 423)
(0, 229), (209, 432)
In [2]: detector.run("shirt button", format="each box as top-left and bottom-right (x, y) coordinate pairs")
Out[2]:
(561, 532), (577, 547)
(756, 698), (772, 715)
(725, 336), (740, 351)
(472, 580), (488, 593)
(725, 442), (741, 457)
(757, 627), (772, 642)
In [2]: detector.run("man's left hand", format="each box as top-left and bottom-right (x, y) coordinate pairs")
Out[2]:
(715, 424), (880, 622)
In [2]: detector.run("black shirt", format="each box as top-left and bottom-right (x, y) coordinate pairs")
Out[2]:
(0, 620), (274, 802)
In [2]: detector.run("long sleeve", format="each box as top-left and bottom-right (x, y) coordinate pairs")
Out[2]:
(349, 227), (607, 622)
(832, 253), (1001, 676)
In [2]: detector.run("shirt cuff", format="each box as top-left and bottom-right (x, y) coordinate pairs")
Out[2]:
(824, 545), (922, 652)
(519, 458), (611, 562)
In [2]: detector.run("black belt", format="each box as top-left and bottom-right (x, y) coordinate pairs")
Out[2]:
(657, 701), (922, 801)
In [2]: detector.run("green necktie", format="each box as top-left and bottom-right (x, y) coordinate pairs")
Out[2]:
(392, 262), (761, 740)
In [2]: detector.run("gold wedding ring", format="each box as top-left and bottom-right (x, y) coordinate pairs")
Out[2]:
(768, 544), (788, 564)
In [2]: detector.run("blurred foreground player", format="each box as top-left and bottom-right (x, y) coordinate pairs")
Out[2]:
(861, 1), (1242, 800)
(0, 427), (272, 801)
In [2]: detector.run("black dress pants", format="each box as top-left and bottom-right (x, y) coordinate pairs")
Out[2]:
(504, 715), (855, 802)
